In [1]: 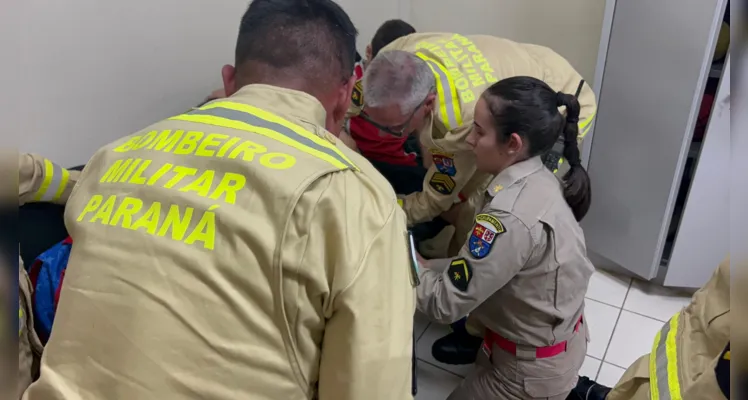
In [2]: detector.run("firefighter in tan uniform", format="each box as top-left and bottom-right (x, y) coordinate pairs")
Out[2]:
(416, 77), (595, 399)
(17, 153), (80, 398)
(356, 32), (597, 256)
(570, 257), (731, 400)
(24, 1), (415, 399)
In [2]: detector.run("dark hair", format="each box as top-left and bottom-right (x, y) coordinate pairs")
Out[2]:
(235, 0), (357, 85)
(370, 19), (416, 58)
(483, 76), (591, 221)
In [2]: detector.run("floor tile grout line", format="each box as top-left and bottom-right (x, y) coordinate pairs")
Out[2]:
(416, 358), (467, 379)
(594, 361), (603, 381)
(586, 293), (676, 324)
(604, 360), (632, 370)
(584, 296), (625, 310)
(416, 322), (431, 342)
(584, 297), (623, 310)
(618, 308), (669, 324)
(598, 278), (633, 370)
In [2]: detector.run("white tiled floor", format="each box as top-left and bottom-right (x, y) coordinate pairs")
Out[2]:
(414, 271), (694, 398)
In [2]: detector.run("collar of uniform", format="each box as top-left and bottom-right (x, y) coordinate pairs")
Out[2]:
(486, 156), (544, 197)
(231, 84), (328, 130)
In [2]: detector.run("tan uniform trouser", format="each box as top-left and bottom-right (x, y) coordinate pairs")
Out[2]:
(448, 325), (587, 400)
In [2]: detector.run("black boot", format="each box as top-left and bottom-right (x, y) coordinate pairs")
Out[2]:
(566, 376), (611, 400)
(431, 330), (483, 365)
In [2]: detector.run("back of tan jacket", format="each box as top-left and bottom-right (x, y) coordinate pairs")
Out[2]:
(381, 33), (596, 226)
(24, 85), (415, 400)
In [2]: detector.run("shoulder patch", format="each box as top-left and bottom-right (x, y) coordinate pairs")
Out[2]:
(432, 153), (457, 176)
(468, 214), (505, 259)
(429, 172), (456, 195)
(351, 80), (364, 108)
(448, 258), (472, 292)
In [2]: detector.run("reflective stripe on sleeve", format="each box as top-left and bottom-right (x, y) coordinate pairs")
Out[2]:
(415, 52), (462, 131)
(649, 311), (683, 400)
(33, 159), (70, 202)
(171, 101), (357, 171)
(579, 109), (596, 139)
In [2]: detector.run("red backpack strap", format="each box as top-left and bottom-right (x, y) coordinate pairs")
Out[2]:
(54, 269), (66, 309)
(28, 259), (43, 288)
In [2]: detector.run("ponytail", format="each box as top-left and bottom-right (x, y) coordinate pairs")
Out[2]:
(556, 92), (591, 221)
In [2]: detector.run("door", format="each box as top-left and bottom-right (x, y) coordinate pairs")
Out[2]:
(581, 0), (727, 279)
(665, 55), (730, 288)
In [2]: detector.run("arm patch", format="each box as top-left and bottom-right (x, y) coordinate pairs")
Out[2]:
(351, 81), (364, 107)
(429, 172), (456, 195)
(447, 258), (472, 292)
(468, 214), (505, 259)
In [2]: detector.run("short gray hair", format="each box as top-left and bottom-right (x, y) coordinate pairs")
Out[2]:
(363, 50), (435, 115)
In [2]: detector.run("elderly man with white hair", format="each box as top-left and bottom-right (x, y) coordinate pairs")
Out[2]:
(352, 32), (597, 366)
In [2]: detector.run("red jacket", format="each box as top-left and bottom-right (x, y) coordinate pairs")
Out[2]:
(348, 61), (417, 166)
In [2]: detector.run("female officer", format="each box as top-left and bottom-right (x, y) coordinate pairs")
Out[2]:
(416, 76), (595, 400)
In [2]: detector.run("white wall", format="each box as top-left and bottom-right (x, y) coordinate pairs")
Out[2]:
(16, 0), (248, 167)
(338, 0), (401, 54)
(408, 0), (606, 83)
(11, 0), (604, 166)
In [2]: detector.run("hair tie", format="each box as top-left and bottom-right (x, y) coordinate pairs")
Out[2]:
(556, 92), (566, 107)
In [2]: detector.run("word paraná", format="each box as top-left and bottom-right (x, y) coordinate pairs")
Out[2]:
(77, 194), (217, 250)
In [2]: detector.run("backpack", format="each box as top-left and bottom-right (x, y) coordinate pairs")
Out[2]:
(27, 236), (72, 343)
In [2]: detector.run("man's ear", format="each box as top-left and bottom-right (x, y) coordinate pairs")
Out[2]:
(365, 45), (373, 62)
(329, 74), (357, 134)
(221, 64), (237, 97)
(424, 92), (437, 112)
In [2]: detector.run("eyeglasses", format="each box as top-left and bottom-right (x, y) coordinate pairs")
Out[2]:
(359, 95), (430, 138)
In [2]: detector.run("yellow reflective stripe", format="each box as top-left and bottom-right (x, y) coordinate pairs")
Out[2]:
(169, 109), (355, 169)
(19, 306), (24, 337)
(52, 168), (70, 202)
(202, 101), (358, 170)
(650, 330), (662, 400)
(415, 52), (463, 130)
(397, 198), (404, 207)
(665, 314), (682, 399)
(419, 56), (449, 126)
(33, 159), (56, 201)
(171, 114), (349, 170)
(649, 311), (683, 400)
(579, 109), (597, 139)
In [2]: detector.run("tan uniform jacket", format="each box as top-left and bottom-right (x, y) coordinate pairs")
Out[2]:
(369, 33), (597, 228)
(416, 156), (594, 397)
(17, 153), (80, 399)
(607, 257), (731, 400)
(24, 85), (415, 400)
